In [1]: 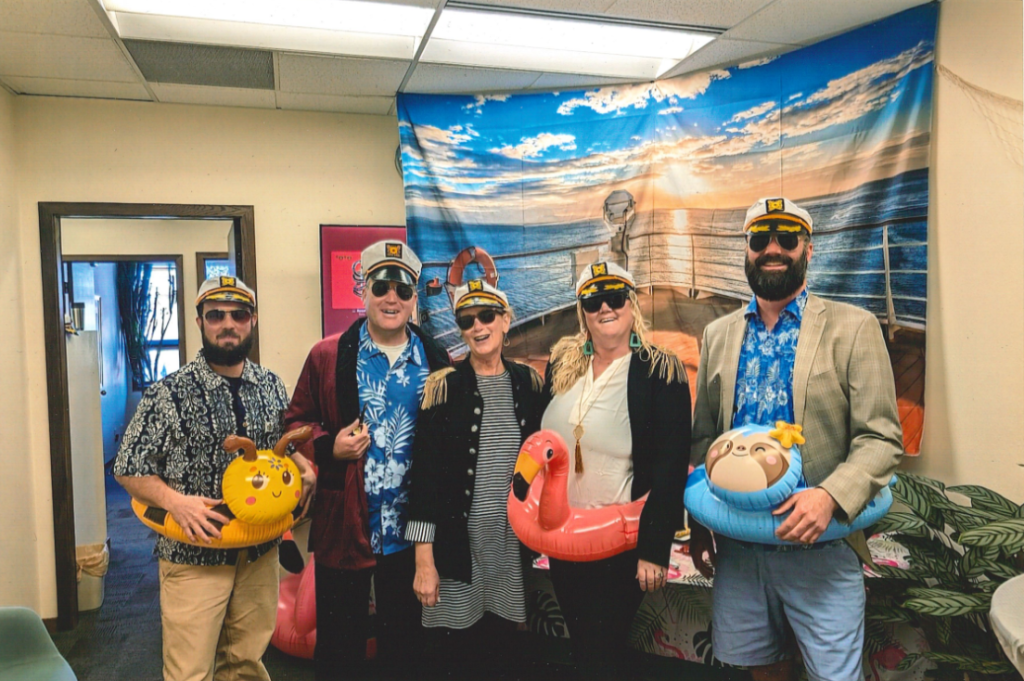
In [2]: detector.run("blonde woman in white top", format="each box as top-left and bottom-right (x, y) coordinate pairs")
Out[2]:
(540, 262), (690, 681)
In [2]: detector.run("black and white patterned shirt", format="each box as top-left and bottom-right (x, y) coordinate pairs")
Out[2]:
(114, 350), (290, 566)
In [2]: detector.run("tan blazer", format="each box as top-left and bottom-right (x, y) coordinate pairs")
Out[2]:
(691, 292), (903, 561)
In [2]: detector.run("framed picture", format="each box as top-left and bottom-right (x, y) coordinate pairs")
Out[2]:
(320, 225), (406, 337)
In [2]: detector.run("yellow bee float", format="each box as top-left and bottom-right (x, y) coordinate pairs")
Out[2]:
(132, 427), (313, 548)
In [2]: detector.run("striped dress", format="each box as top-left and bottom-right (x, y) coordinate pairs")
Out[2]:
(417, 371), (527, 629)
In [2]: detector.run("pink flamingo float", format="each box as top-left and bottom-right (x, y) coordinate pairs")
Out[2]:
(508, 430), (647, 562)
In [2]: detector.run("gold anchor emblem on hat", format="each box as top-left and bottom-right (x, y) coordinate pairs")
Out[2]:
(386, 243), (403, 258)
(468, 280), (483, 292)
(766, 199), (784, 212)
(592, 263), (607, 276)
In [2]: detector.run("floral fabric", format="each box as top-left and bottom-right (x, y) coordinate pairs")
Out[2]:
(733, 289), (808, 429)
(356, 323), (430, 555)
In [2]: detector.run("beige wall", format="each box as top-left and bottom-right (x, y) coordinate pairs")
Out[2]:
(62, 218), (234, 361)
(0, 86), (40, 609)
(903, 0), (1024, 502)
(1, 0), (1022, 618)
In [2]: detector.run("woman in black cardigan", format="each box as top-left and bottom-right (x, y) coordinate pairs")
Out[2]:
(405, 279), (545, 679)
(541, 261), (690, 681)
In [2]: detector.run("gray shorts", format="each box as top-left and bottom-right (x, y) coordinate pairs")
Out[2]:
(711, 537), (865, 681)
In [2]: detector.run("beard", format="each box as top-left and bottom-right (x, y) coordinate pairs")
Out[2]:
(745, 247), (809, 301)
(202, 327), (255, 366)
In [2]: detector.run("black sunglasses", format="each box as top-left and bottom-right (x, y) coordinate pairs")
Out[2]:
(456, 308), (501, 330)
(747, 232), (801, 253)
(203, 308), (253, 324)
(581, 291), (628, 314)
(370, 279), (415, 301)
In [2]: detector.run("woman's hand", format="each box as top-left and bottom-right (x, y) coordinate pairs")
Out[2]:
(413, 564), (440, 607)
(413, 543), (440, 606)
(290, 452), (317, 519)
(636, 559), (668, 592)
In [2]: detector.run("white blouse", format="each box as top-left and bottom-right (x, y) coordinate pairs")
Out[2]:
(541, 352), (633, 508)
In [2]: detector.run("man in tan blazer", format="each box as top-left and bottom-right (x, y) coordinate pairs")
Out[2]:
(689, 197), (903, 681)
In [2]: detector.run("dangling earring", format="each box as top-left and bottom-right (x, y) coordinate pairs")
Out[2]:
(503, 335), (511, 347)
(629, 332), (641, 349)
(583, 340), (594, 356)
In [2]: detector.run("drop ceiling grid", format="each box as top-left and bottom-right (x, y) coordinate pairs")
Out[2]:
(0, 31), (139, 82)
(0, 0), (110, 38)
(277, 53), (410, 97)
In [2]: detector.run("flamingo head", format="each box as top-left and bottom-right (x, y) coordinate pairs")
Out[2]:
(512, 430), (567, 501)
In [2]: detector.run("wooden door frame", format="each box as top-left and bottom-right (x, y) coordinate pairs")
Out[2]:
(39, 203), (256, 630)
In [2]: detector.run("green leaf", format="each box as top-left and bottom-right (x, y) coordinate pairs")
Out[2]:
(959, 518), (1024, 549)
(902, 590), (991, 616)
(900, 535), (961, 582)
(962, 546), (1001, 577)
(901, 472), (946, 491)
(869, 511), (930, 537)
(948, 485), (1019, 518)
(895, 653), (920, 671)
(944, 505), (1004, 534)
(937, 616), (951, 646)
(866, 605), (914, 623)
(982, 559), (1023, 581)
(922, 652), (1016, 674)
(894, 475), (943, 528)
(867, 563), (915, 579)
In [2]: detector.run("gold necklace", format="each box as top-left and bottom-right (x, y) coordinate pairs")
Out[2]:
(572, 357), (616, 475)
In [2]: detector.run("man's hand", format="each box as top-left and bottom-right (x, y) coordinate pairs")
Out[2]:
(636, 559), (668, 592)
(689, 521), (716, 579)
(291, 453), (317, 519)
(773, 487), (838, 544)
(413, 543), (440, 606)
(333, 418), (370, 461)
(167, 493), (231, 544)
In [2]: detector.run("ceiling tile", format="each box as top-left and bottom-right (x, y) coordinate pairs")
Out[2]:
(0, 0), (110, 38)
(659, 38), (796, 79)
(604, 0), (772, 29)
(278, 54), (409, 96)
(149, 82), (276, 108)
(277, 92), (394, 115)
(726, 0), (932, 45)
(0, 32), (138, 81)
(405, 64), (543, 94)
(528, 72), (636, 92)
(2, 75), (150, 100)
(465, 1), (618, 13)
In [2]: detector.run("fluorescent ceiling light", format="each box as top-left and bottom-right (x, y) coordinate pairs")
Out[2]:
(102, 0), (433, 59)
(424, 8), (716, 78)
(103, 0), (434, 37)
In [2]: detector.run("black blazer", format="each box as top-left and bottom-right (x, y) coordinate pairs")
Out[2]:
(406, 358), (545, 583)
(541, 350), (691, 567)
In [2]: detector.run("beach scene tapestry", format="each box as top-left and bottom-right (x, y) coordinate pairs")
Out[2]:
(398, 3), (936, 454)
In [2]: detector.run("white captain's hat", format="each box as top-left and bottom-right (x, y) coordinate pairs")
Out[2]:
(744, 197), (813, 234)
(361, 240), (422, 285)
(453, 279), (509, 311)
(195, 275), (256, 309)
(575, 261), (635, 300)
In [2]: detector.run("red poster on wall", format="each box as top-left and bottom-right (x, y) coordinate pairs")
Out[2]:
(321, 225), (406, 338)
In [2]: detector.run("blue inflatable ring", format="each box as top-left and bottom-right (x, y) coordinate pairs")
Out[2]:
(684, 425), (893, 544)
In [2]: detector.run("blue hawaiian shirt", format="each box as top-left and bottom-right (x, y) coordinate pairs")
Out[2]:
(733, 289), (808, 429)
(356, 323), (431, 555)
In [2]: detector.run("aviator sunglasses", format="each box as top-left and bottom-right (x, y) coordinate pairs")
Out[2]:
(203, 308), (253, 324)
(456, 308), (501, 330)
(370, 279), (415, 301)
(581, 291), (628, 314)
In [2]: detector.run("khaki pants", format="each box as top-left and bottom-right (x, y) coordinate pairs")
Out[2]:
(159, 547), (279, 681)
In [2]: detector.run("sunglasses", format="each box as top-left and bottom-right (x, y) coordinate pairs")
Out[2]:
(581, 291), (629, 314)
(456, 308), (501, 330)
(203, 308), (253, 324)
(747, 232), (802, 253)
(370, 280), (415, 301)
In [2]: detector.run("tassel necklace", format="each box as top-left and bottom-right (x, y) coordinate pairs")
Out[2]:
(572, 357), (615, 474)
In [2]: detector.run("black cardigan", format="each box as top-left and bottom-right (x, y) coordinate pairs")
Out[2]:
(406, 358), (545, 583)
(541, 350), (691, 567)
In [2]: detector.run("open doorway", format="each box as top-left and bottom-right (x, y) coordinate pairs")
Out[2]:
(39, 203), (257, 631)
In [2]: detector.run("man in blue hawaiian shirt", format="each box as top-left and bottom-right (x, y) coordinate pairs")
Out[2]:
(690, 198), (903, 681)
(286, 241), (450, 681)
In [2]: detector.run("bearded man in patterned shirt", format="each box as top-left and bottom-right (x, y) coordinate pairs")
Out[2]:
(285, 241), (450, 681)
(689, 198), (903, 681)
(115, 276), (316, 681)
